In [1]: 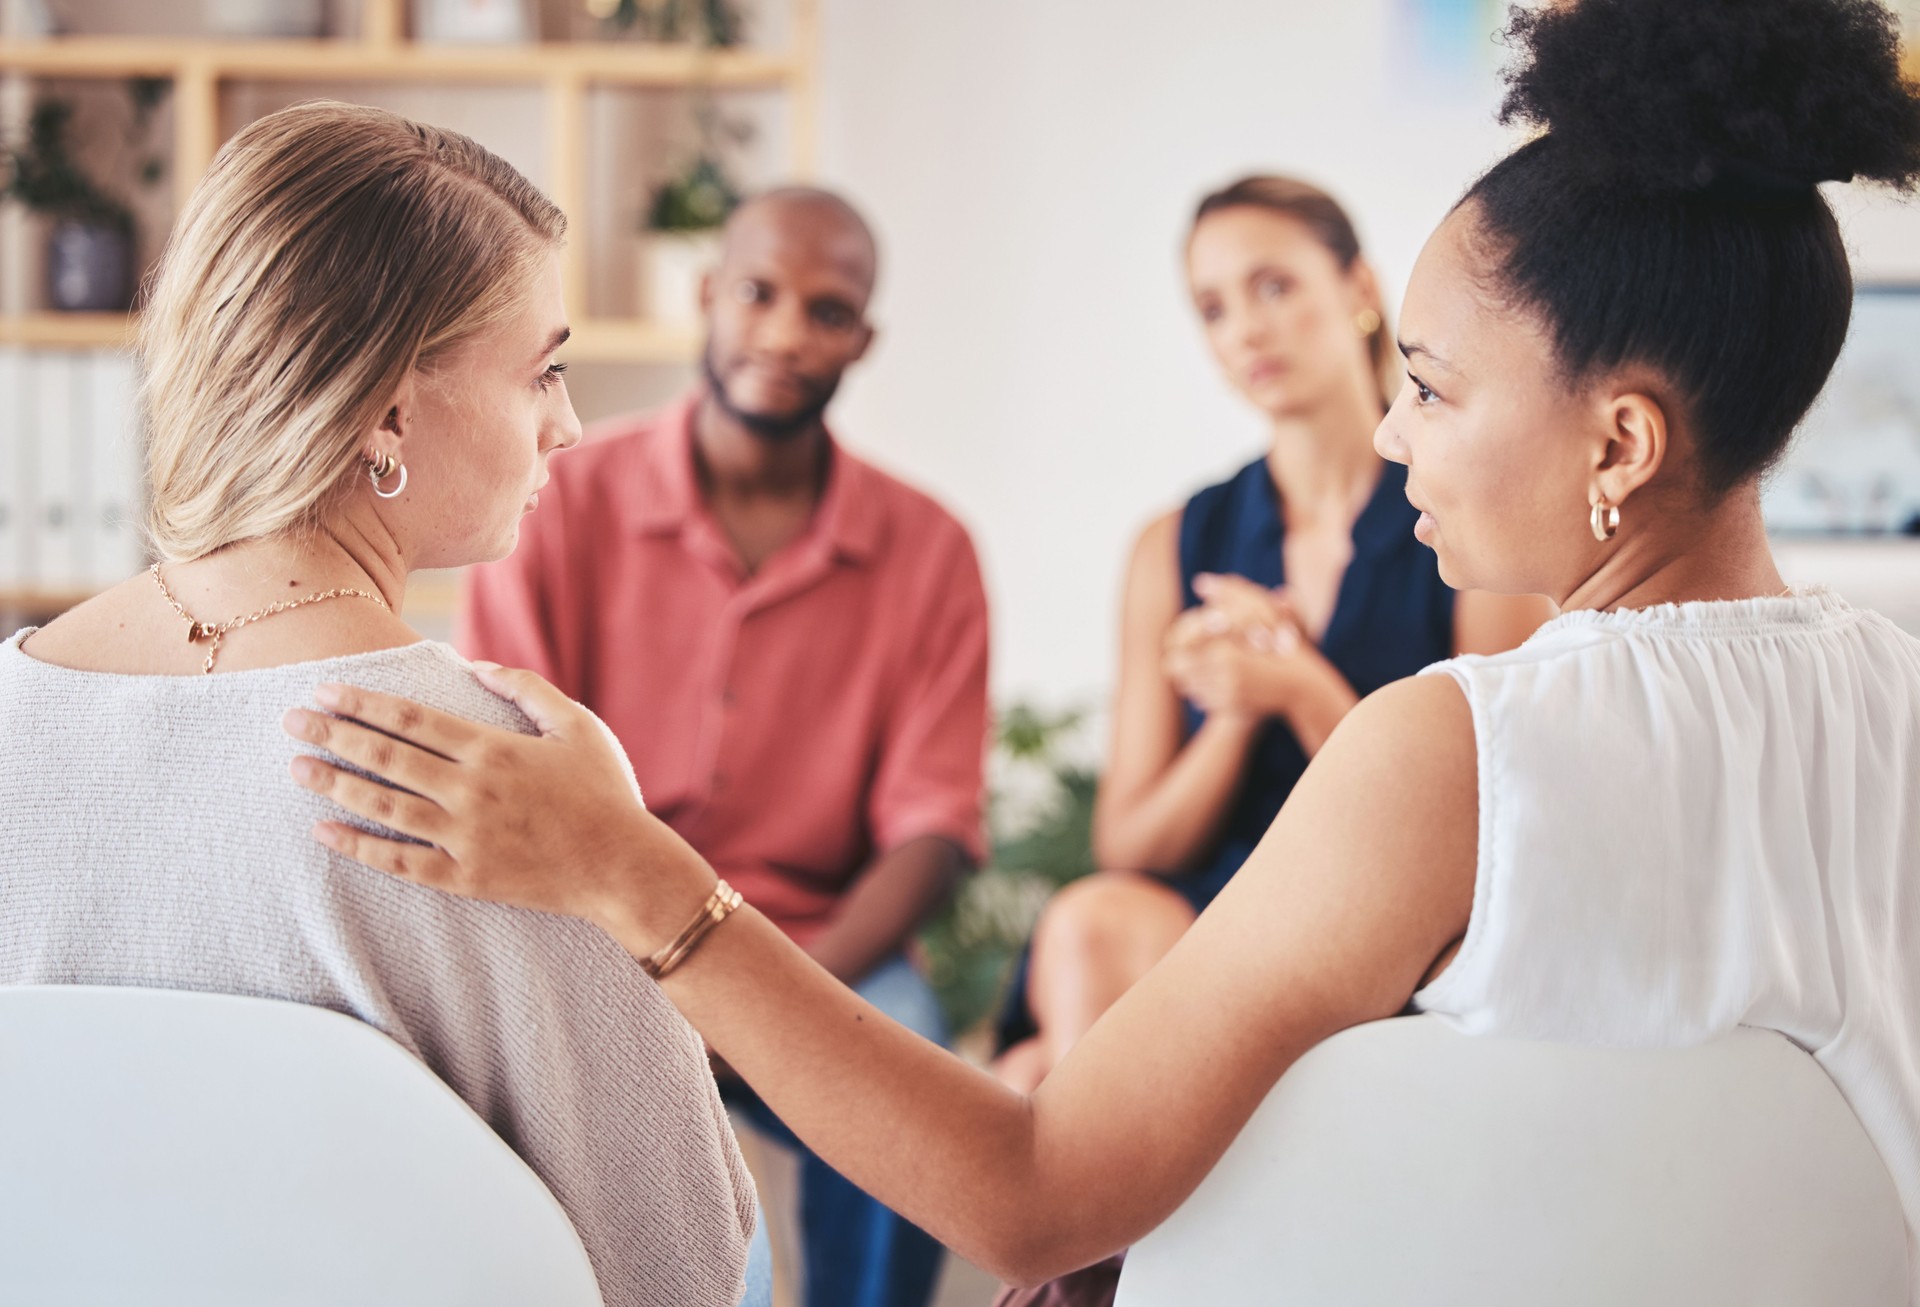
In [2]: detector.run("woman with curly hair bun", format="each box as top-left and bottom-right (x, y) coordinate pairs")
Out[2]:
(987, 176), (1552, 1098)
(291, 0), (1920, 1293)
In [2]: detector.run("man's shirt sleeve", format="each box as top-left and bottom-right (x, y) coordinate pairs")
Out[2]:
(865, 524), (991, 866)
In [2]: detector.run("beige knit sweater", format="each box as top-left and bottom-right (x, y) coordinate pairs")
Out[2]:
(0, 631), (756, 1306)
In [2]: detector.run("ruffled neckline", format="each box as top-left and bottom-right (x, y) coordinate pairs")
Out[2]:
(1534, 587), (1854, 641)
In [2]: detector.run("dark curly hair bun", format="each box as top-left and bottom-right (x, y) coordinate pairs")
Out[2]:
(1498, 0), (1920, 196)
(1464, 0), (1920, 495)
(1497, 0), (1920, 196)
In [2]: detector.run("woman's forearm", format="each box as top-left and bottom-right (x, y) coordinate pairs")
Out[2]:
(632, 894), (1064, 1281)
(1093, 714), (1258, 873)
(282, 667), (1479, 1290)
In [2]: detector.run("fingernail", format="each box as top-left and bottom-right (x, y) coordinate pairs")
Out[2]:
(313, 683), (345, 708)
(290, 755), (320, 786)
(471, 660), (501, 673)
(312, 822), (342, 850)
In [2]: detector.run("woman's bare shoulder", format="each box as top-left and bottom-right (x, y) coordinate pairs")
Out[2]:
(1119, 508), (1187, 610)
(16, 575), (177, 672)
(1131, 508), (1184, 564)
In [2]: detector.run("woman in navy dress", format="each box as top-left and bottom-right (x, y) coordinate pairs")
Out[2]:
(993, 177), (1550, 1091)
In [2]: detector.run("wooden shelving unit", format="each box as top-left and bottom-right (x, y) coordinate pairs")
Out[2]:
(0, 0), (819, 355)
(0, 0), (816, 622)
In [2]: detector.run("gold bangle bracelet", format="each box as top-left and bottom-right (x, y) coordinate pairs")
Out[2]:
(641, 879), (744, 980)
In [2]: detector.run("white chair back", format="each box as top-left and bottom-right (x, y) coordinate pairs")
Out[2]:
(1116, 1015), (1907, 1307)
(0, 985), (603, 1306)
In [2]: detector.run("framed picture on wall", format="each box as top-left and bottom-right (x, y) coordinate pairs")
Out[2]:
(1764, 284), (1920, 536)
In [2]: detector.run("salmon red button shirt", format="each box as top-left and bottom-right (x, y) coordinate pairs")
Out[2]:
(458, 393), (991, 946)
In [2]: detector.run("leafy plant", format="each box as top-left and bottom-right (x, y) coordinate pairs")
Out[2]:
(1, 79), (169, 234)
(592, 0), (742, 46)
(644, 101), (751, 233)
(920, 705), (1100, 1038)
(646, 152), (739, 232)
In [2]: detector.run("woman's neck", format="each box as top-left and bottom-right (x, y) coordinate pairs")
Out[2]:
(172, 514), (408, 618)
(1559, 484), (1787, 614)
(21, 508), (416, 677)
(1262, 379), (1384, 533)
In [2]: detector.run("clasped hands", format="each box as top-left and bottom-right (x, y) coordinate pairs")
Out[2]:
(1164, 572), (1336, 723)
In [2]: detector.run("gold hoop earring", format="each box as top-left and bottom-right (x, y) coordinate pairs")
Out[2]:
(1354, 308), (1382, 338)
(1590, 499), (1620, 542)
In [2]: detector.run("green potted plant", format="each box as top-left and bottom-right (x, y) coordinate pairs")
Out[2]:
(2, 80), (168, 313)
(919, 704), (1100, 1045)
(585, 0), (743, 46)
(638, 106), (747, 327)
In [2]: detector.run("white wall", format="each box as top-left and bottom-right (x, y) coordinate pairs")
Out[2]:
(811, 0), (1920, 711)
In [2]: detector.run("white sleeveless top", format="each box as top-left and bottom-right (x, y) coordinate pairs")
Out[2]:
(1412, 591), (1920, 1292)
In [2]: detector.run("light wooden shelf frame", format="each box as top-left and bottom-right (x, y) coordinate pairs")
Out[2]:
(0, 311), (700, 361)
(0, 570), (463, 622)
(0, 0), (821, 360)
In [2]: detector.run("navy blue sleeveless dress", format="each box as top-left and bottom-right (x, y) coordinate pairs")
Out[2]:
(994, 455), (1454, 1050)
(1165, 455), (1455, 909)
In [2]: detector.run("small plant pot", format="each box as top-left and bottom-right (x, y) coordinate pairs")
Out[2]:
(412, 0), (532, 44)
(47, 221), (131, 312)
(203, 0), (325, 37)
(640, 230), (723, 329)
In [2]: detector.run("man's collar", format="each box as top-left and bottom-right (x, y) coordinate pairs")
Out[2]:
(625, 390), (885, 566)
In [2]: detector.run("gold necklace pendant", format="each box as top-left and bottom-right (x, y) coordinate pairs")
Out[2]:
(149, 563), (389, 673)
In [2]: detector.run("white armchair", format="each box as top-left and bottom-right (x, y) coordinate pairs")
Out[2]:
(1116, 1015), (1906, 1306)
(0, 985), (604, 1306)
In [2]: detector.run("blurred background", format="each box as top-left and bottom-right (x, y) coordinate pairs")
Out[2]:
(4, 4), (1918, 1300)
(6, 0), (1918, 708)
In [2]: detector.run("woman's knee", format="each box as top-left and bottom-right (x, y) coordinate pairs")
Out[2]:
(1032, 871), (1194, 965)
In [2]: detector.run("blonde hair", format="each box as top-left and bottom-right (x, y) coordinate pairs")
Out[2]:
(139, 100), (566, 561)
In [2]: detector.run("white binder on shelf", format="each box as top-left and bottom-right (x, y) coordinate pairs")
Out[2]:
(28, 350), (83, 593)
(85, 349), (144, 587)
(0, 347), (24, 589)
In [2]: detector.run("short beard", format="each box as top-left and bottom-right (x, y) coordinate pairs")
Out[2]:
(702, 348), (840, 444)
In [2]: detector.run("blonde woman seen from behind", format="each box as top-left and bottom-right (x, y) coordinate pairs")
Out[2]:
(1, 102), (758, 1306)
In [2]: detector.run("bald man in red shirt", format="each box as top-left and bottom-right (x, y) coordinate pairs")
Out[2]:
(459, 188), (988, 1307)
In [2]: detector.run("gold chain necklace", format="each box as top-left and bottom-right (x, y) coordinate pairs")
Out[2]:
(149, 563), (390, 674)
